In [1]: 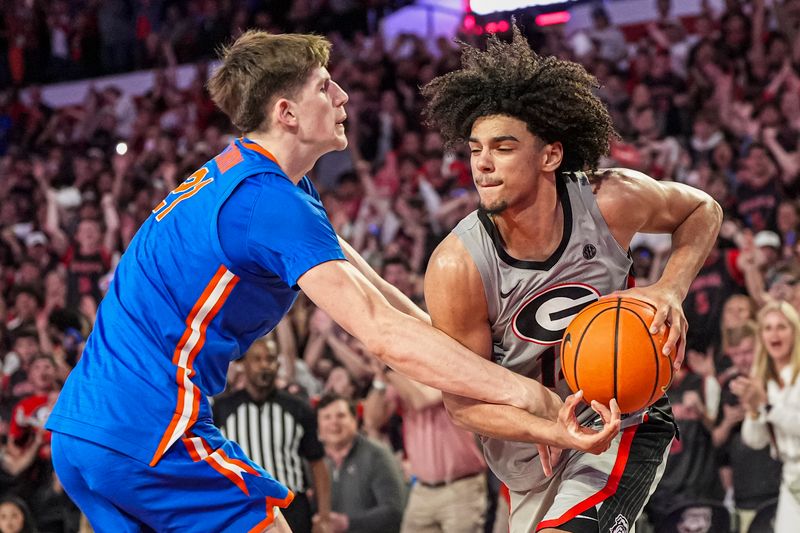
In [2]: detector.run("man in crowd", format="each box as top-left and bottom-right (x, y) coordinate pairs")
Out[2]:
(316, 393), (404, 533)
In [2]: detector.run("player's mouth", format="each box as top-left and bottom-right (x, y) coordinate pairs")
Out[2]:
(335, 115), (347, 127)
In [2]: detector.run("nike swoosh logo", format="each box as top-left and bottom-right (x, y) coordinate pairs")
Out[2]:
(500, 280), (521, 299)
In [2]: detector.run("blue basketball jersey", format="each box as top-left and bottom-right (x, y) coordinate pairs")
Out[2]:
(47, 138), (345, 466)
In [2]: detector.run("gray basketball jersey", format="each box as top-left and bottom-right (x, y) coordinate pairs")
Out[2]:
(453, 171), (633, 492)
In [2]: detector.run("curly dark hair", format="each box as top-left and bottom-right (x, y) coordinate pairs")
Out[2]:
(421, 26), (618, 172)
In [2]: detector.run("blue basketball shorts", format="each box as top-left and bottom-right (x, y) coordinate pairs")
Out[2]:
(51, 430), (294, 532)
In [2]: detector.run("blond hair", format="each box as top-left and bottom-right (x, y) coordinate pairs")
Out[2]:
(753, 301), (800, 386)
(208, 30), (331, 133)
(725, 320), (757, 349)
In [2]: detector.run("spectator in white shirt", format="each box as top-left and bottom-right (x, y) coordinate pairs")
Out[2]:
(732, 301), (800, 532)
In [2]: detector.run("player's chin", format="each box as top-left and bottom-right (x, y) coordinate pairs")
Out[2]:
(332, 133), (348, 151)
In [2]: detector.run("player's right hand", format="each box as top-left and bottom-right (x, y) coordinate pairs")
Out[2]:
(555, 391), (621, 455)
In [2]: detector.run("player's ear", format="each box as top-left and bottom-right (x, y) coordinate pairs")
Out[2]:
(541, 141), (563, 172)
(273, 98), (298, 129)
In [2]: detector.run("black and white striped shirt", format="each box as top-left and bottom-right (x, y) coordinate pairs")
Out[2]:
(213, 389), (324, 493)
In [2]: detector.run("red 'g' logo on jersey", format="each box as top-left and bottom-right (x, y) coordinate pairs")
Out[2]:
(511, 283), (600, 345)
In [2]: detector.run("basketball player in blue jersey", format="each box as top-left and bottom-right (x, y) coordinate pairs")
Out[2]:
(46, 31), (621, 532)
(421, 28), (723, 533)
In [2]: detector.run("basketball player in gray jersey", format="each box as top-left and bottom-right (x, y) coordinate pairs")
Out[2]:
(421, 28), (722, 533)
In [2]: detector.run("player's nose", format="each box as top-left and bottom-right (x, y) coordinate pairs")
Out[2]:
(475, 151), (494, 173)
(332, 81), (348, 107)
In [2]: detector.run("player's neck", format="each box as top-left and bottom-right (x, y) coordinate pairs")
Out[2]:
(492, 177), (563, 261)
(245, 132), (319, 184)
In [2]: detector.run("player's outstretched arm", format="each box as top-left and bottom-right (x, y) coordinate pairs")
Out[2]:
(424, 234), (618, 455)
(597, 169), (723, 371)
(443, 390), (620, 457)
(298, 259), (540, 412)
(337, 235), (431, 324)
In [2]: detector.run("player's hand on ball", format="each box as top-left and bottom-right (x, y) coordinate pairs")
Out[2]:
(614, 285), (687, 373)
(556, 391), (621, 455)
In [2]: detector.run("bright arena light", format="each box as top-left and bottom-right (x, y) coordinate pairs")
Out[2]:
(535, 11), (571, 26)
(469, 0), (565, 16)
(115, 142), (128, 156)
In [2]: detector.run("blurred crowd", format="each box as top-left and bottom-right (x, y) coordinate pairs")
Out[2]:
(3, 0), (800, 532)
(0, 0), (413, 87)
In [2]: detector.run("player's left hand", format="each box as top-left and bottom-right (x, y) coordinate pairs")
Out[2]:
(536, 444), (562, 477)
(613, 284), (687, 373)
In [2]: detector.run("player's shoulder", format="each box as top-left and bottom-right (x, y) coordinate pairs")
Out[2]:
(425, 232), (486, 311)
(232, 171), (317, 212)
(426, 232), (478, 279)
(586, 168), (654, 198)
(588, 167), (664, 221)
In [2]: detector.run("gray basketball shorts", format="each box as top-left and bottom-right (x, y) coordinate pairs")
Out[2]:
(508, 405), (675, 533)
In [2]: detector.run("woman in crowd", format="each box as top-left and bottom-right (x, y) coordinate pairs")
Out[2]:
(732, 301), (800, 532)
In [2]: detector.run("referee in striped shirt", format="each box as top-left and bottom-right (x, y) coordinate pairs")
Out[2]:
(214, 338), (331, 533)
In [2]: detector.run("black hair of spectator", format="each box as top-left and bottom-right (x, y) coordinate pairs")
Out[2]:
(0, 496), (37, 533)
(11, 327), (40, 345)
(12, 284), (43, 307)
(382, 256), (411, 272)
(421, 25), (617, 172)
(398, 154), (422, 167)
(591, 7), (610, 24)
(317, 392), (357, 417)
(337, 171), (359, 185)
(29, 353), (57, 367)
(48, 308), (85, 334)
(746, 142), (782, 171)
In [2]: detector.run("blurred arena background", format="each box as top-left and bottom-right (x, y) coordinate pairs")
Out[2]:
(1, 1), (798, 532)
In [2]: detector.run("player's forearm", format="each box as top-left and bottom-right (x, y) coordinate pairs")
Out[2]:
(443, 393), (566, 448)
(659, 198), (723, 299)
(338, 236), (430, 324)
(370, 311), (555, 413)
(385, 370), (442, 412)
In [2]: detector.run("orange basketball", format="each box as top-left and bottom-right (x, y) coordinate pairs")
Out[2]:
(560, 296), (673, 414)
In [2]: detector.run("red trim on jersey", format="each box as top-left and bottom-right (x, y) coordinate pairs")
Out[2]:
(186, 274), (239, 372)
(248, 493), (296, 533)
(171, 266), (227, 365)
(506, 482), (512, 533)
(151, 265), (239, 466)
(240, 140), (280, 166)
(218, 449), (259, 476)
(535, 426), (638, 531)
(214, 143), (243, 174)
(182, 434), (265, 497)
(207, 454), (251, 495)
